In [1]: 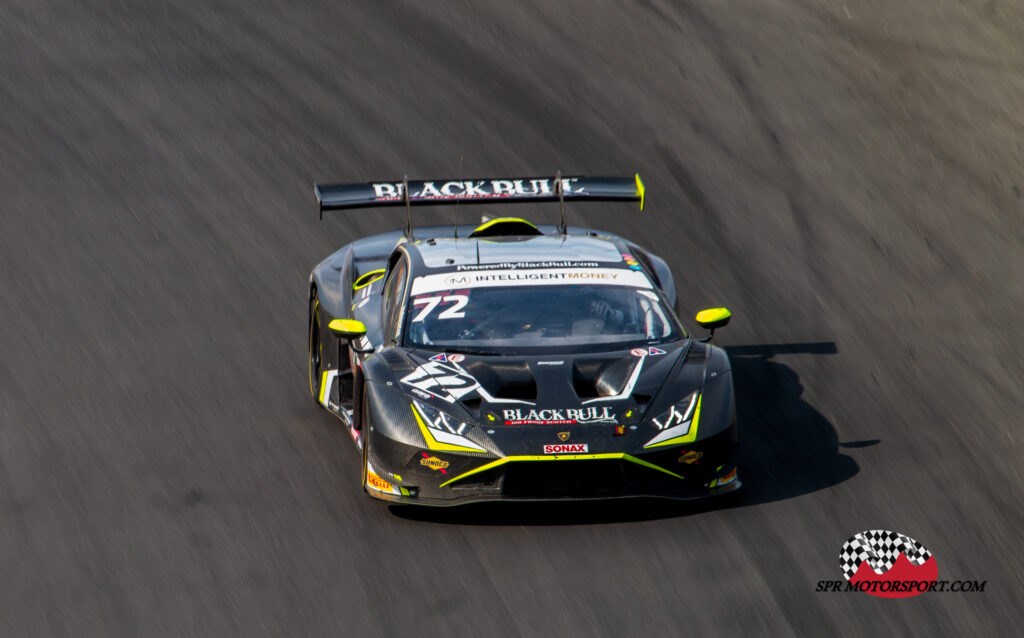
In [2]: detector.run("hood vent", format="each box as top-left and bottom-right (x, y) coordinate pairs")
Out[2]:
(686, 342), (707, 363)
(572, 358), (636, 399)
(463, 360), (537, 401)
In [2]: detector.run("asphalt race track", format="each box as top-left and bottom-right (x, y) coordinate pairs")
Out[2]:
(2, 1), (1023, 635)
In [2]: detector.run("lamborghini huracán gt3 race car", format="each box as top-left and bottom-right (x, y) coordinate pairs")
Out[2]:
(307, 174), (738, 505)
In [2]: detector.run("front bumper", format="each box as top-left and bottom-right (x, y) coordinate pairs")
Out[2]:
(363, 426), (740, 507)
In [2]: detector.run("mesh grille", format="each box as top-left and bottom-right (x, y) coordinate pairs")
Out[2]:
(502, 460), (626, 497)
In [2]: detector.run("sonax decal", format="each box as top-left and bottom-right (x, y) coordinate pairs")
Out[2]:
(543, 444), (588, 454)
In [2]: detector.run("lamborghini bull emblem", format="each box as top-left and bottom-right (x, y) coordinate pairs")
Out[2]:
(557, 432), (570, 442)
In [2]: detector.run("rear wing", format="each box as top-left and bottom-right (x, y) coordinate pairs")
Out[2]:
(314, 173), (645, 235)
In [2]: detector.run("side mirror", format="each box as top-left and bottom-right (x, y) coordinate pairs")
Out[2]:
(329, 318), (367, 340)
(695, 307), (731, 341)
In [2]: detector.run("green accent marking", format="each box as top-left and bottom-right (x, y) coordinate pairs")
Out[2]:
(353, 269), (386, 291)
(440, 453), (686, 487)
(471, 217), (538, 234)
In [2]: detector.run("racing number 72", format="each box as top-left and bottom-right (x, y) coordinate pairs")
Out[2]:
(411, 294), (468, 322)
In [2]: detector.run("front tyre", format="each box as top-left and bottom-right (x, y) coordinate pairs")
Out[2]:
(308, 292), (324, 403)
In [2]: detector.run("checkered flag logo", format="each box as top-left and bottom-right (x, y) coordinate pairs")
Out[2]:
(839, 530), (933, 581)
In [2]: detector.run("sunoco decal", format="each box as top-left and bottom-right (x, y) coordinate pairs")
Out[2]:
(419, 453), (449, 474)
(502, 407), (615, 425)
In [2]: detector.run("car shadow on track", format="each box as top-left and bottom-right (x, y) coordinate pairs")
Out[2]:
(390, 342), (869, 526)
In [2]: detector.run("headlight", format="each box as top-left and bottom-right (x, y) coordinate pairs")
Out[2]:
(411, 400), (487, 453)
(643, 391), (701, 448)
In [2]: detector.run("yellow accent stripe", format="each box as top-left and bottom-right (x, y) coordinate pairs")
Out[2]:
(622, 454), (685, 479)
(319, 370), (330, 405)
(353, 269), (386, 291)
(411, 404), (488, 453)
(439, 453), (684, 487)
(439, 458), (509, 487)
(635, 174), (645, 211)
(471, 217), (538, 234)
(643, 396), (701, 448)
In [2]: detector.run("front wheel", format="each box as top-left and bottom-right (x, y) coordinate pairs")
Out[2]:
(308, 293), (324, 403)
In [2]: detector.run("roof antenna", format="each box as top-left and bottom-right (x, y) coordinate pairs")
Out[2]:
(403, 174), (412, 239)
(454, 154), (463, 239)
(555, 170), (567, 234)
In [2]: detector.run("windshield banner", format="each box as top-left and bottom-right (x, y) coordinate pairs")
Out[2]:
(410, 268), (653, 296)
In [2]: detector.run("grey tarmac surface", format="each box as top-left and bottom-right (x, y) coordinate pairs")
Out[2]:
(1, 0), (1023, 636)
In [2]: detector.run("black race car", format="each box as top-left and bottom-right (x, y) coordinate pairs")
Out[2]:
(308, 174), (738, 505)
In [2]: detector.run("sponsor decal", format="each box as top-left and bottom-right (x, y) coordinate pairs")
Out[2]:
(456, 261), (600, 271)
(816, 530), (985, 596)
(621, 253), (643, 271)
(678, 449), (703, 464)
(428, 352), (465, 363)
(557, 432), (570, 441)
(419, 453), (449, 474)
(536, 360), (564, 366)
(409, 387), (434, 400)
(631, 346), (667, 357)
(367, 472), (393, 492)
(613, 424), (626, 436)
(443, 275), (471, 288)
(543, 443), (589, 454)
(411, 267), (652, 295)
(708, 467), (736, 487)
(371, 177), (581, 202)
(502, 407), (615, 425)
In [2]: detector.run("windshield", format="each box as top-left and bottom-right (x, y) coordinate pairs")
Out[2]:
(403, 281), (683, 354)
